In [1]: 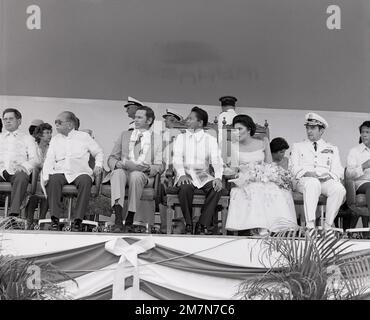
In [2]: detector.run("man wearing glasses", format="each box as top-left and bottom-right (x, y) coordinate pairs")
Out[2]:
(0, 108), (39, 224)
(42, 111), (104, 231)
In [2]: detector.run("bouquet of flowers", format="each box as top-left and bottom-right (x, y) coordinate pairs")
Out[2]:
(229, 162), (293, 191)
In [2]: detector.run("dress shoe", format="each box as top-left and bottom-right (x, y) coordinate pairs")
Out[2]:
(194, 223), (213, 235)
(50, 218), (60, 231)
(123, 224), (136, 233)
(112, 224), (124, 233)
(185, 224), (193, 235)
(71, 220), (82, 232)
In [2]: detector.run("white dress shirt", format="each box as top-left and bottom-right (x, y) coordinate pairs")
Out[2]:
(347, 143), (370, 190)
(218, 109), (237, 147)
(218, 109), (237, 128)
(172, 129), (224, 188)
(42, 130), (104, 183)
(0, 130), (39, 176)
(128, 129), (152, 164)
(290, 139), (344, 181)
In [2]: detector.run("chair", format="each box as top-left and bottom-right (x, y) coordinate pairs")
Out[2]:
(100, 173), (161, 232)
(163, 118), (270, 235)
(344, 168), (369, 234)
(293, 192), (327, 227)
(0, 168), (38, 219)
(37, 169), (103, 231)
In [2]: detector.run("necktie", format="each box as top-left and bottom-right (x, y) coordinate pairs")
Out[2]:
(313, 142), (317, 152)
(134, 133), (142, 160)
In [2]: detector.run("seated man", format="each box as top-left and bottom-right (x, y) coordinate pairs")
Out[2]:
(290, 112), (346, 230)
(42, 111), (104, 231)
(172, 107), (224, 235)
(346, 121), (370, 227)
(103, 106), (164, 233)
(0, 108), (39, 221)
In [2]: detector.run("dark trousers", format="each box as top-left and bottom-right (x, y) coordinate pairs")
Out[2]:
(178, 181), (222, 227)
(26, 196), (48, 221)
(0, 171), (29, 215)
(357, 182), (370, 227)
(46, 174), (92, 220)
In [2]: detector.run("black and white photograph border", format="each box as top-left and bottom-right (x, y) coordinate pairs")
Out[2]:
(1, 0), (370, 306)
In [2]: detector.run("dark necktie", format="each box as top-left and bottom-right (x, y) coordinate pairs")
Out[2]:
(313, 142), (317, 152)
(134, 134), (142, 160)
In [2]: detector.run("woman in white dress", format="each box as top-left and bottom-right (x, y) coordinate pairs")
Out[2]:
(225, 115), (297, 235)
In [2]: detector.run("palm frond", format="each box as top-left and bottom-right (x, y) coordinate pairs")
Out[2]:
(240, 228), (370, 300)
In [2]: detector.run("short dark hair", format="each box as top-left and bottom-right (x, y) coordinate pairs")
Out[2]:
(232, 114), (256, 136)
(191, 106), (208, 127)
(0, 119), (2, 133)
(270, 137), (290, 153)
(3, 108), (22, 119)
(137, 106), (155, 127)
(29, 125), (37, 135)
(359, 121), (370, 133)
(33, 123), (52, 144)
(75, 117), (80, 130)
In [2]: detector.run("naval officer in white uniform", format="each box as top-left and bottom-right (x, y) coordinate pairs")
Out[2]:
(290, 113), (346, 230)
(124, 96), (143, 131)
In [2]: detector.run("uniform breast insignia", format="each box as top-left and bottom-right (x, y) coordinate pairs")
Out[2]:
(321, 148), (333, 154)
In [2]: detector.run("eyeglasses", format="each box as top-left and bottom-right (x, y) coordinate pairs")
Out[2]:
(55, 119), (68, 125)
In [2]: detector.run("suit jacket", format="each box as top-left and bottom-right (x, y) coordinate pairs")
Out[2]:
(290, 139), (344, 181)
(103, 130), (164, 183)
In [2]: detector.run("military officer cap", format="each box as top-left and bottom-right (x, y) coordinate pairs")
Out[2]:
(304, 112), (329, 129)
(30, 119), (44, 127)
(124, 96), (143, 108)
(219, 96), (237, 107)
(162, 108), (182, 121)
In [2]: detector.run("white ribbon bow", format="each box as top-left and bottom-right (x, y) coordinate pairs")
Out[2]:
(105, 237), (155, 300)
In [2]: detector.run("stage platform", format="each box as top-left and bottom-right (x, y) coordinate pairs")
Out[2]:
(2, 230), (370, 300)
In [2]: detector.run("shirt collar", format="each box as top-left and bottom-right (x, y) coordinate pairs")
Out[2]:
(186, 129), (205, 141)
(360, 143), (370, 152)
(308, 138), (324, 145)
(5, 129), (20, 137)
(131, 128), (151, 141)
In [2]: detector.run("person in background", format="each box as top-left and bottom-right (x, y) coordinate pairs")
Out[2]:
(42, 111), (104, 231)
(346, 121), (370, 227)
(124, 96), (143, 131)
(159, 109), (185, 234)
(172, 106), (224, 235)
(270, 137), (290, 170)
(217, 96), (238, 145)
(28, 119), (44, 136)
(0, 108), (39, 224)
(25, 123), (53, 229)
(104, 106), (164, 233)
(290, 112), (346, 230)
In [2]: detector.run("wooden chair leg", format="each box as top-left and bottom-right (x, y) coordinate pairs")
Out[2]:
(67, 197), (73, 225)
(166, 204), (173, 234)
(4, 195), (9, 218)
(320, 205), (325, 228)
(221, 203), (228, 235)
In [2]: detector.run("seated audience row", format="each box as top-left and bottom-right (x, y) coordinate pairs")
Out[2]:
(0, 100), (369, 235)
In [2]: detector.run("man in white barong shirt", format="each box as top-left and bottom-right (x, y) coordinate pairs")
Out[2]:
(42, 111), (104, 231)
(0, 108), (39, 219)
(173, 106), (224, 235)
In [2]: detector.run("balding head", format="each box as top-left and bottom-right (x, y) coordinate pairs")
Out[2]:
(55, 111), (78, 135)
